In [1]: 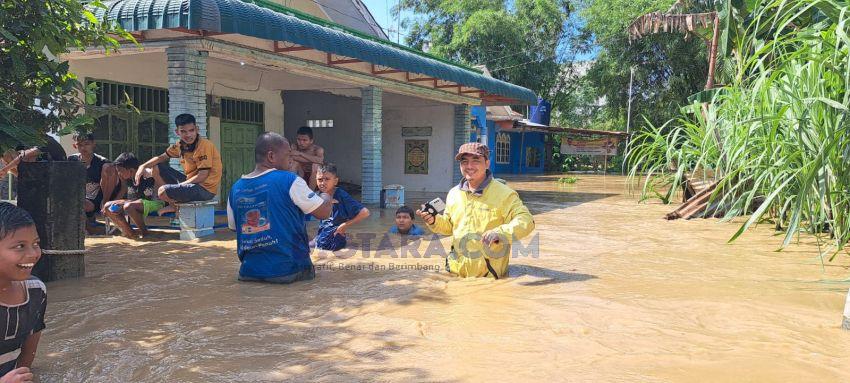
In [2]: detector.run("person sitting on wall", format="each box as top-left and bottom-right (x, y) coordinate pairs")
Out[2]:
(288, 126), (324, 190)
(388, 206), (426, 236)
(228, 132), (332, 284)
(67, 131), (120, 235)
(417, 143), (535, 279)
(134, 113), (222, 212)
(311, 163), (370, 251)
(103, 152), (184, 239)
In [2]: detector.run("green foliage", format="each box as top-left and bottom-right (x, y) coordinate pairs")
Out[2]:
(627, 0), (850, 256)
(558, 176), (579, 184)
(396, 0), (572, 96)
(575, 0), (711, 131)
(0, 0), (128, 150)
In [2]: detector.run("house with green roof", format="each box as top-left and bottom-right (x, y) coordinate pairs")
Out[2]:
(63, 0), (536, 204)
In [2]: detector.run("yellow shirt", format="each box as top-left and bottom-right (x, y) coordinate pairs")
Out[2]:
(426, 178), (535, 278)
(165, 137), (222, 194)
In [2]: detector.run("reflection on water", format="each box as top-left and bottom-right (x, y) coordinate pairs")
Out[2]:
(39, 175), (850, 382)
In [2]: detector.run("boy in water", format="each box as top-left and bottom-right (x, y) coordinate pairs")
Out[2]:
(312, 164), (370, 251)
(0, 203), (46, 382)
(288, 127), (324, 190)
(388, 206), (426, 236)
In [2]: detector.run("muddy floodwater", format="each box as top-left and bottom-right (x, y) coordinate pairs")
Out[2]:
(38, 175), (850, 382)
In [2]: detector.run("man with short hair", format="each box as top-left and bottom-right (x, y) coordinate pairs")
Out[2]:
(67, 131), (119, 234)
(228, 132), (333, 284)
(389, 206), (426, 236)
(417, 143), (535, 279)
(135, 114), (222, 207)
(288, 126), (324, 190)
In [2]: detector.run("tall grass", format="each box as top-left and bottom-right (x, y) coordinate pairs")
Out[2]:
(627, 0), (850, 258)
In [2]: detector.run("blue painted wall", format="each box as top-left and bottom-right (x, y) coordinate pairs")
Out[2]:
(487, 122), (546, 175)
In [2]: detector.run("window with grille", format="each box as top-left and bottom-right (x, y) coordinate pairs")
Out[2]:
(86, 80), (171, 162)
(526, 147), (540, 168)
(89, 80), (168, 113)
(496, 133), (510, 164)
(221, 98), (264, 124)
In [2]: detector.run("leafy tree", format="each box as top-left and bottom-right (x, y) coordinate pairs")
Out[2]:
(576, 0), (710, 131)
(396, 0), (574, 97)
(0, 0), (127, 150)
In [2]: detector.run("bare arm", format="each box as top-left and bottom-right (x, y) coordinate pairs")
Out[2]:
(334, 207), (369, 236)
(310, 195), (333, 220)
(182, 169), (209, 185)
(136, 153), (169, 185)
(99, 164), (119, 209)
(298, 147), (324, 165)
(16, 331), (41, 368)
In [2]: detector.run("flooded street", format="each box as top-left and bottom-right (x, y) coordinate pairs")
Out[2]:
(38, 175), (850, 382)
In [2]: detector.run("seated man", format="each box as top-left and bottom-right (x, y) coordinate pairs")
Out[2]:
(135, 114), (222, 210)
(228, 132), (332, 284)
(389, 206), (426, 236)
(67, 131), (120, 234)
(103, 153), (181, 239)
(288, 126), (324, 190)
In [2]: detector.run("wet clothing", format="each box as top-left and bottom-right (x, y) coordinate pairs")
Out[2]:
(315, 187), (364, 251)
(389, 224), (426, 236)
(69, 153), (119, 216)
(165, 137), (222, 195)
(227, 169), (325, 281)
(426, 170), (535, 278)
(0, 277), (46, 376)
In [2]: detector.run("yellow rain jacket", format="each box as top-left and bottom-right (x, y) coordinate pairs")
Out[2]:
(427, 174), (535, 278)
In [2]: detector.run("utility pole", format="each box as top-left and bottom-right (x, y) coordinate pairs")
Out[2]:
(623, 65), (635, 174)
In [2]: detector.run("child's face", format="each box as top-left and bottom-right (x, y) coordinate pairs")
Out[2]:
(0, 225), (41, 281)
(316, 171), (338, 193)
(176, 123), (199, 145)
(296, 134), (313, 150)
(73, 139), (95, 156)
(395, 213), (413, 233)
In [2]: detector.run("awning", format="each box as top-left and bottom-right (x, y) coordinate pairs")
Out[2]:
(91, 0), (538, 104)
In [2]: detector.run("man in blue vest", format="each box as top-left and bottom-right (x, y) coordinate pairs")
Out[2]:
(227, 132), (332, 284)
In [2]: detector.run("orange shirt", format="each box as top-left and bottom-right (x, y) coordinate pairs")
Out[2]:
(166, 137), (222, 194)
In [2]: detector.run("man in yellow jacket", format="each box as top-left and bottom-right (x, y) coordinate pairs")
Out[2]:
(417, 143), (535, 279)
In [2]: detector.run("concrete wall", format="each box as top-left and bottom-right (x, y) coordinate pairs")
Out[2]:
(383, 104), (455, 194)
(282, 90), (362, 184)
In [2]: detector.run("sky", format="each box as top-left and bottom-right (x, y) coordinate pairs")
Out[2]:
(359, 0), (409, 44)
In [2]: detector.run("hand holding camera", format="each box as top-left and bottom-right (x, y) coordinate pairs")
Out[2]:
(416, 197), (445, 225)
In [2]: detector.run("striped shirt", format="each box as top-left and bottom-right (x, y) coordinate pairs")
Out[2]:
(0, 277), (46, 375)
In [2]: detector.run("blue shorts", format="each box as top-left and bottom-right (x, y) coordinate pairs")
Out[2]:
(162, 183), (215, 203)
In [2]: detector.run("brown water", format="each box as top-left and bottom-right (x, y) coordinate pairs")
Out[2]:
(38, 175), (850, 382)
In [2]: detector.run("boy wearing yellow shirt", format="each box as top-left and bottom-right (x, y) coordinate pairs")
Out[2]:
(135, 114), (222, 204)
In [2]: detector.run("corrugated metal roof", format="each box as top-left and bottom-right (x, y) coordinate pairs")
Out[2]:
(91, 0), (537, 104)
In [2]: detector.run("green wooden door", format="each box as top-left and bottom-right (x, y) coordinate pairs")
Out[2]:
(221, 121), (262, 203)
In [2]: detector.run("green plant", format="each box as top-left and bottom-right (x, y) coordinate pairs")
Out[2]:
(627, 0), (850, 258)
